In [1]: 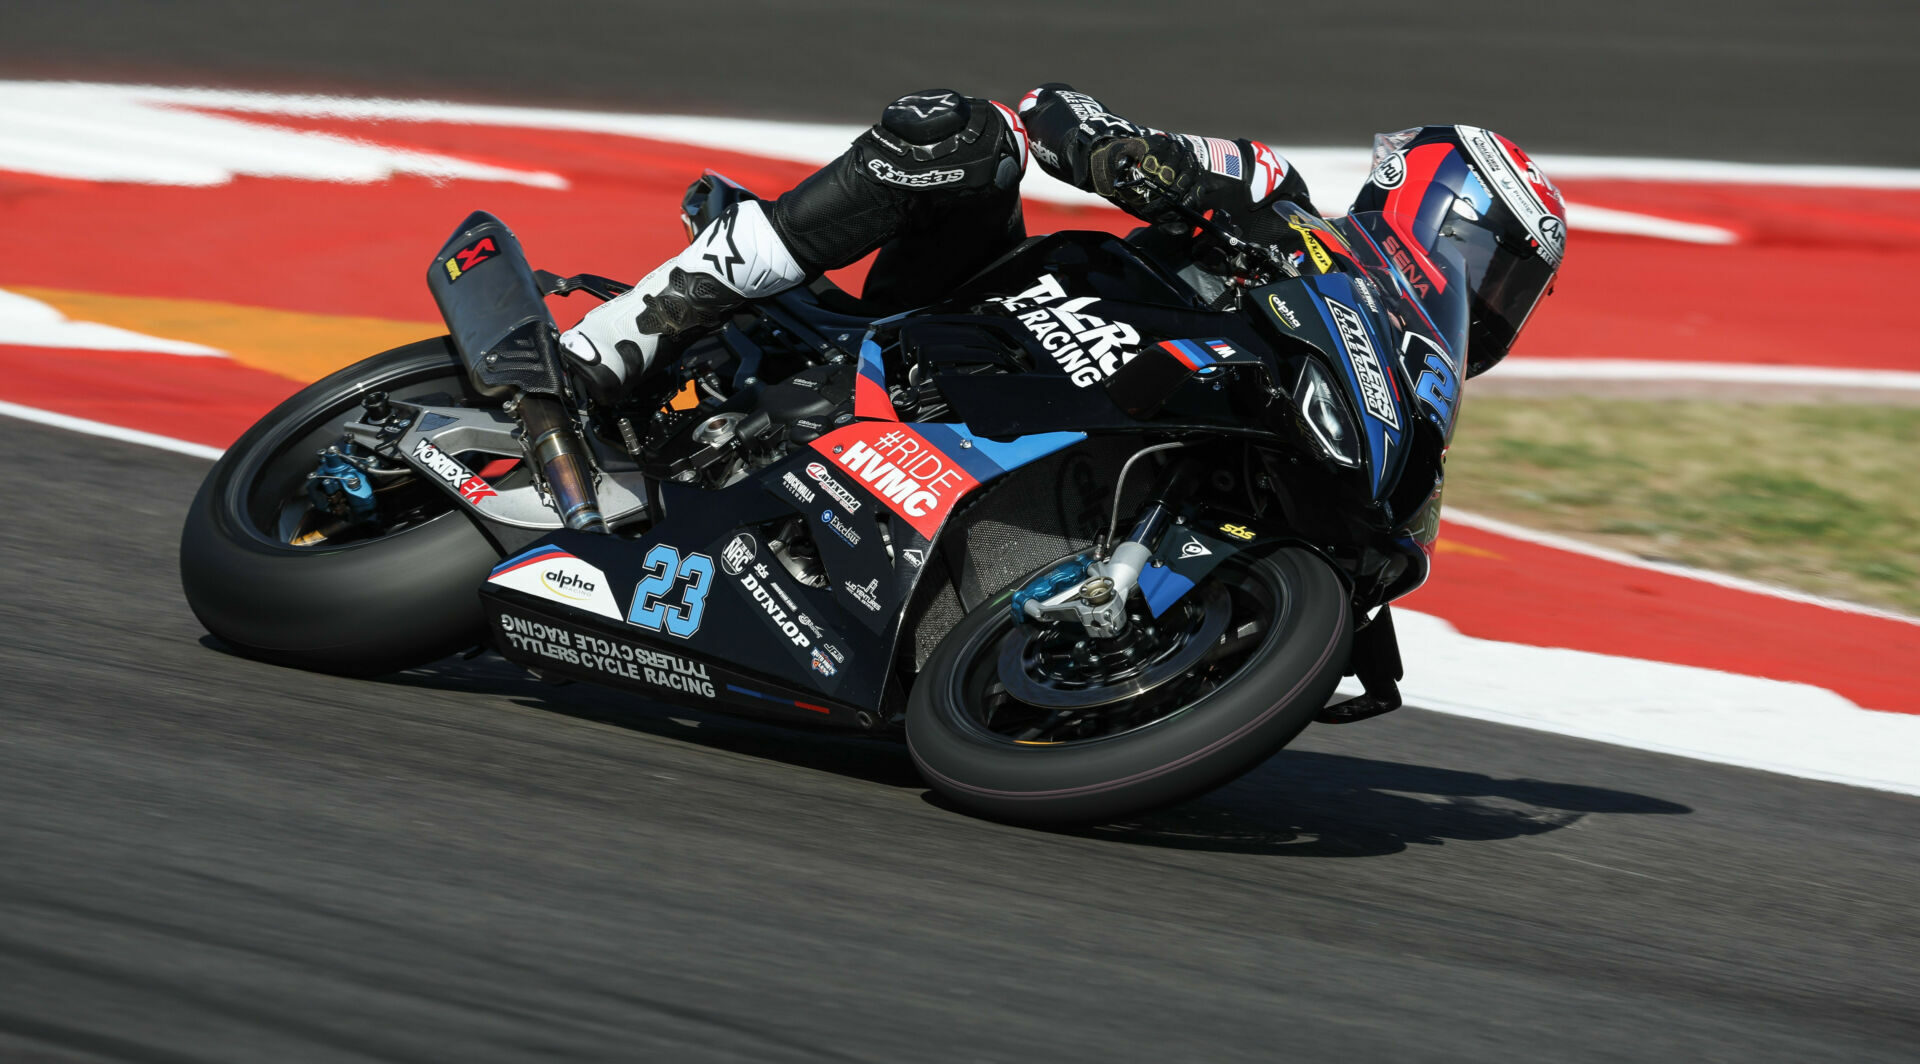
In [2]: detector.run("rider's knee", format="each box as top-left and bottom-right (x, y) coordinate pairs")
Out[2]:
(854, 89), (1028, 194)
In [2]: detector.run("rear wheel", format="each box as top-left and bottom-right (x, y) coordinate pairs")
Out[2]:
(179, 337), (506, 676)
(907, 549), (1351, 825)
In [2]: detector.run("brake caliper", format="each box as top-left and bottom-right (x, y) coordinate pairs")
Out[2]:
(306, 444), (379, 525)
(1010, 553), (1093, 624)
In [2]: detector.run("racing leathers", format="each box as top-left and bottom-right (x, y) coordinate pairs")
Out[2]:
(558, 84), (1317, 403)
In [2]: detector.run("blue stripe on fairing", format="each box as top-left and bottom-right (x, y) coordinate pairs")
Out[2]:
(1171, 338), (1215, 365)
(857, 337), (887, 388)
(1138, 564), (1195, 618)
(490, 543), (567, 576)
(727, 684), (785, 705)
(912, 423), (1086, 482)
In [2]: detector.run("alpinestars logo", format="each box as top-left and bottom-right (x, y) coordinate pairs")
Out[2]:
(699, 208), (744, 286)
(865, 157), (964, 188)
(411, 438), (497, 504)
(1324, 299), (1400, 431)
(991, 273), (1141, 387)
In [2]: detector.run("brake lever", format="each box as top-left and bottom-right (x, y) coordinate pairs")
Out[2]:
(1109, 174), (1295, 284)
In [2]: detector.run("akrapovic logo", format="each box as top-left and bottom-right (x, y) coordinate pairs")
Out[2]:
(1324, 299), (1400, 431)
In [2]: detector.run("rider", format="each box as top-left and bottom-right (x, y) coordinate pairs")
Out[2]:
(559, 83), (1565, 396)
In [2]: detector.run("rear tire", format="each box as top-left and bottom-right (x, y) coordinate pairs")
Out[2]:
(907, 549), (1351, 825)
(179, 338), (503, 677)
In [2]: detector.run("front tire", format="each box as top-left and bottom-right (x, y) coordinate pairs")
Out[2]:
(179, 337), (504, 676)
(907, 549), (1351, 825)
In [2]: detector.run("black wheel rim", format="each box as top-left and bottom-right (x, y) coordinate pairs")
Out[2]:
(222, 350), (508, 552)
(946, 556), (1290, 748)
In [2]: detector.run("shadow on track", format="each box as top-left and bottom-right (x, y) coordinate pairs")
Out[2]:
(351, 648), (1693, 855)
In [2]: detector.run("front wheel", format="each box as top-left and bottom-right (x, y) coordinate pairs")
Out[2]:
(907, 549), (1352, 825)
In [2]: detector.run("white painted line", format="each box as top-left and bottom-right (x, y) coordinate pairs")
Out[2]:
(1497, 359), (1920, 391)
(1444, 508), (1920, 626)
(0, 399), (226, 459)
(0, 289), (225, 356)
(1337, 609), (1920, 797)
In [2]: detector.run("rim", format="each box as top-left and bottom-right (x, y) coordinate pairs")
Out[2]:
(224, 350), (515, 551)
(946, 556), (1289, 748)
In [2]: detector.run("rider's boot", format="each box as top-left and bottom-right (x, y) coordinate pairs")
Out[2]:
(558, 199), (806, 406)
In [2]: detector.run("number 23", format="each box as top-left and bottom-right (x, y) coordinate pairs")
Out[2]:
(627, 545), (714, 638)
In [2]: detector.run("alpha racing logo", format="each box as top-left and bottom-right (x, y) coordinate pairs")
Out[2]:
(1324, 299), (1400, 431)
(541, 569), (596, 601)
(1267, 294), (1301, 329)
(991, 273), (1142, 387)
(411, 438), (497, 504)
(806, 462), (861, 512)
(866, 157), (964, 188)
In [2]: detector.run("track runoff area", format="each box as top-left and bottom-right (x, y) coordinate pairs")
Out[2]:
(2, 81), (1915, 794)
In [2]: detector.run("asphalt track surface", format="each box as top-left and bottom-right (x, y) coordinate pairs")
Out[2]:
(7, 425), (1920, 1061)
(2, 0), (1917, 166)
(5, 5), (1920, 1060)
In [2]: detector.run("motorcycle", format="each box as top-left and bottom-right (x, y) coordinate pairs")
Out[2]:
(181, 167), (1464, 825)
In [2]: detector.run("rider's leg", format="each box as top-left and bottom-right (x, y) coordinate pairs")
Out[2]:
(559, 89), (1028, 403)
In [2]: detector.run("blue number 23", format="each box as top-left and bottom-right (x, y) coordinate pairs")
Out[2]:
(627, 544), (714, 638)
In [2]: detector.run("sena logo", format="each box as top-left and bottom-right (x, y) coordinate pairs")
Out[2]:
(806, 462), (861, 512)
(541, 569), (596, 600)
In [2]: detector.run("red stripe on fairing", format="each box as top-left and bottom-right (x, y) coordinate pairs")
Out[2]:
(853, 372), (898, 421)
(1380, 143), (1453, 294)
(1157, 339), (1201, 369)
(793, 700), (833, 714)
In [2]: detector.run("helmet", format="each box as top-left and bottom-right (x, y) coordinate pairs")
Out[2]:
(1346, 125), (1566, 376)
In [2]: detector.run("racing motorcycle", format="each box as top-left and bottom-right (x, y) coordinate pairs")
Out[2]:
(181, 168), (1463, 825)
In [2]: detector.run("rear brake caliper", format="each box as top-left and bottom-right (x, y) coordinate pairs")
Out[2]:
(306, 444), (380, 525)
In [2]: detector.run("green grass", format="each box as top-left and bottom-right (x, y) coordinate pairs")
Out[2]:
(1443, 398), (1920, 615)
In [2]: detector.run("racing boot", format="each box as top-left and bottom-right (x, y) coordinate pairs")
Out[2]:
(559, 199), (806, 406)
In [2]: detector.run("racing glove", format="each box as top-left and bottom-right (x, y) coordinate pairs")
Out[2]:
(1088, 133), (1203, 223)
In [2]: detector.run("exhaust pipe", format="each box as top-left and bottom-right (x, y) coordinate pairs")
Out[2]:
(517, 396), (604, 532)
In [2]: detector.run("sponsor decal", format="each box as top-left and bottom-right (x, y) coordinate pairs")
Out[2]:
(1457, 124), (1565, 265)
(1404, 331), (1460, 428)
(1178, 536), (1211, 559)
(1380, 233), (1441, 297)
(810, 647), (837, 678)
(990, 273), (1143, 387)
(739, 567), (810, 648)
(820, 640), (846, 664)
(442, 236), (497, 283)
(822, 508), (862, 547)
(496, 612), (715, 698)
(1249, 141), (1286, 199)
(1288, 218), (1334, 274)
(1220, 523), (1255, 541)
(795, 611), (825, 638)
(781, 471), (816, 505)
(1031, 140), (1060, 168)
(488, 546), (623, 620)
(811, 423), (979, 538)
(865, 157), (964, 188)
(1369, 151), (1406, 189)
(806, 462), (862, 512)
(412, 438), (497, 504)
(1267, 293), (1302, 329)
(1324, 298), (1400, 431)
(1351, 274), (1380, 313)
(902, 547), (926, 568)
(843, 577), (884, 613)
(721, 533), (756, 576)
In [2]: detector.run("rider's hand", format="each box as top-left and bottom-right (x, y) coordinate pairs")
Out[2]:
(1089, 133), (1202, 223)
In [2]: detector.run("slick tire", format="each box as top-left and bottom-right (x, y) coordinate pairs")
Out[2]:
(179, 338), (502, 677)
(907, 549), (1351, 826)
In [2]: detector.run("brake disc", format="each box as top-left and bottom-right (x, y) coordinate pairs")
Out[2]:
(993, 584), (1231, 709)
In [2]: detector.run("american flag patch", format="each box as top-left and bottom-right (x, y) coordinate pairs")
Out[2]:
(1201, 137), (1243, 179)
